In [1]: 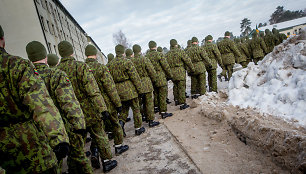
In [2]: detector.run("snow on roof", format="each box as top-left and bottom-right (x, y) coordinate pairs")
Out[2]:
(259, 17), (306, 31)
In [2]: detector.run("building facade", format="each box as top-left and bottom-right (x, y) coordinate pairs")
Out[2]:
(0, 0), (106, 63)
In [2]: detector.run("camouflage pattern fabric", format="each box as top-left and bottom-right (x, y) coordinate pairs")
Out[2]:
(0, 48), (68, 173)
(264, 32), (276, 53)
(236, 42), (249, 68)
(120, 98), (143, 128)
(207, 69), (217, 92)
(154, 86), (168, 112)
(249, 36), (268, 64)
(139, 92), (155, 121)
(85, 58), (123, 145)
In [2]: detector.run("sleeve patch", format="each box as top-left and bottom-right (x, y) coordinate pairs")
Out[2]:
(65, 76), (70, 82)
(34, 68), (39, 75)
(89, 69), (93, 72)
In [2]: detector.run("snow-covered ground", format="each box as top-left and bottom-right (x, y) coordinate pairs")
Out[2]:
(228, 34), (306, 126)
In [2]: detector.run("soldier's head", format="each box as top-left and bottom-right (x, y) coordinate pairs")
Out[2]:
(224, 31), (231, 38)
(205, 35), (213, 42)
(252, 32), (258, 38)
(107, 53), (114, 62)
(157, 46), (163, 52)
(272, 28), (278, 34)
(133, 44), (142, 55)
(125, 48), (133, 58)
(47, 54), (60, 67)
(115, 44), (125, 56)
(0, 25), (5, 48)
(191, 37), (198, 45)
(170, 39), (177, 48)
(148, 41), (157, 50)
(265, 29), (270, 35)
(26, 41), (47, 64)
(187, 40), (191, 47)
(58, 41), (74, 58)
(85, 44), (97, 59)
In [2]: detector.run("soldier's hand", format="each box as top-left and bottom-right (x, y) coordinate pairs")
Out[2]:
(116, 106), (123, 113)
(73, 129), (87, 137)
(101, 111), (110, 121)
(53, 142), (70, 161)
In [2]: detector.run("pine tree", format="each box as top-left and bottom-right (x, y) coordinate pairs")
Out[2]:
(240, 18), (252, 37)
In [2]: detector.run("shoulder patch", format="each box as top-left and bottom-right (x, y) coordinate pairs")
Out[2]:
(65, 76), (70, 82)
(89, 68), (93, 72)
(34, 68), (39, 75)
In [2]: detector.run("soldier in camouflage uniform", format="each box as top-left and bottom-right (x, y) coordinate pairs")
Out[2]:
(107, 44), (146, 136)
(26, 41), (91, 174)
(84, 45), (129, 155)
(186, 37), (212, 97)
(131, 44), (160, 127)
(217, 31), (241, 80)
(249, 32), (268, 65)
(57, 41), (117, 172)
(272, 28), (281, 46)
(243, 37), (253, 64)
(234, 38), (249, 68)
(0, 25), (69, 174)
(125, 48), (133, 59)
(146, 41), (173, 118)
(165, 39), (195, 110)
(264, 29), (275, 53)
(47, 54), (59, 67)
(185, 40), (192, 51)
(107, 53), (114, 64)
(203, 35), (224, 92)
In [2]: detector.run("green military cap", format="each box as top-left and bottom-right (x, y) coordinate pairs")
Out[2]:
(133, 44), (141, 54)
(107, 53), (114, 59)
(125, 48), (133, 56)
(85, 44), (97, 56)
(187, 40), (191, 45)
(170, 39), (177, 47)
(191, 37), (198, 43)
(58, 41), (73, 57)
(47, 54), (59, 67)
(148, 41), (157, 49)
(26, 41), (47, 62)
(205, 35), (213, 41)
(265, 29), (270, 34)
(272, 28), (278, 34)
(157, 46), (163, 52)
(224, 31), (231, 36)
(0, 25), (4, 38)
(115, 44), (125, 55)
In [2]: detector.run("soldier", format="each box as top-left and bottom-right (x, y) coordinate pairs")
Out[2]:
(0, 25), (69, 173)
(234, 38), (249, 68)
(47, 53), (60, 67)
(272, 28), (281, 46)
(249, 32), (268, 65)
(186, 37), (212, 97)
(217, 31), (241, 80)
(243, 37), (253, 64)
(259, 32), (265, 38)
(107, 44), (146, 136)
(203, 35), (224, 92)
(264, 29), (275, 53)
(26, 41), (91, 174)
(125, 48), (133, 59)
(131, 44), (160, 127)
(165, 39), (195, 110)
(107, 53), (114, 63)
(157, 46), (163, 53)
(84, 45), (129, 155)
(146, 41), (173, 118)
(185, 40), (192, 51)
(57, 41), (117, 172)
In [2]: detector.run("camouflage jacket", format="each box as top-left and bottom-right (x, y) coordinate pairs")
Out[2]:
(85, 58), (122, 112)
(131, 54), (157, 93)
(0, 48), (68, 173)
(107, 55), (145, 101)
(186, 44), (212, 74)
(217, 37), (241, 65)
(146, 50), (172, 87)
(165, 47), (195, 81)
(57, 56), (107, 127)
(34, 63), (86, 132)
(273, 34), (281, 45)
(249, 37), (268, 58)
(264, 34), (275, 53)
(203, 42), (223, 69)
(236, 43), (250, 63)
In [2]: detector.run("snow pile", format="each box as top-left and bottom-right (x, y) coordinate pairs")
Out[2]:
(228, 34), (306, 126)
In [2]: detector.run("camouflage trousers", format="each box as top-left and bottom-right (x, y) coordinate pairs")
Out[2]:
(207, 69), (217, 92)
(173, 80), (186, 105)
(154, 86), (168, 113)
(120, 98), (143, 128)
(246, 58), (252, 65)
(253, 57), (263, 65)
(191, 73), (206, 95)
(139, 92), (155, 121)
(240, 61), (248, 68)
(89, 121), (112, 160)
(224, 64), (234, 80)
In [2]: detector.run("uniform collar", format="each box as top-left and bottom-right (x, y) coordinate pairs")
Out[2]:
(85, 58), (97, 63)
(34, 63), (48, 70)
(60, 56), (75, 63)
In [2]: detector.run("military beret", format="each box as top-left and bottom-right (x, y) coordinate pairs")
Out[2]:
(170, 39), (177, 47)
(47, 54), (59, 67)
(58, 41), (73, 57)
(265, 29), (270, 34)
(125, 48), (133, 57)
(272, 28), (277, 33)
(133, 44), (141, 54)
(26, 41), (47, 62)
(107, 53), (114, 59)
(187, 40), (191, 45)
(85, 44), (97, 56)
(206, 35), (213, 41)
(225, 31), (231, 36)
(191, 37), (198, 43)
(157, 46), (163, 52)
(0, 25), (4, 38)
(148, 41), (157, 49)
(115, 44), (125, 55)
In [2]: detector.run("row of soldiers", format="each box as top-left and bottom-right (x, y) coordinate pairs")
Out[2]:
(0, 23), (286, 174)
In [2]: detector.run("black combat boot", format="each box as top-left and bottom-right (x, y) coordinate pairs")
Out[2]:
(85, 151), (91, 157)
(135, 127), (145, 135)
(107, 132), (114, 140)
(149, 120), (160, 127)
(185, 92), (190, 98)
(191, 94), (200, 99)
(142, 113), (148, 123)
(102, 159), (117, 172)
(119, 120), (126, 137)
(154, 107), (159, 113)
(175, 100), (179, 106)
(91, 148), (100, 169)
(161, 112), (173, 119)
(126, 117), (131, 122)
(166, 98), (171, 104)
(115, 145), (129, 155)
(180, 103), (190, 110)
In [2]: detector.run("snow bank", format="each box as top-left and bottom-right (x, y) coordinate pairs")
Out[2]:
(228, 33), (306, 126)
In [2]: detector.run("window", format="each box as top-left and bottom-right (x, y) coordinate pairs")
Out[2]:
(46, 20), (51, 33)
(51, 24), (55, 36)
(35, 0), (40, 4)
(42, 0), (47, 9)
(54, 45), (57, 55)
(45, 0), (50, 12)
(47, 42), (52, 53)
(49, 2), (53, 14)
(40, 16), (47, 31)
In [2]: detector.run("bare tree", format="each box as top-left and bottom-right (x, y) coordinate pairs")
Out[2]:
(112, 30), (131, 49)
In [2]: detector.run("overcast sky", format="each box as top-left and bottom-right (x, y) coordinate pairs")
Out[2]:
(60, 0), (305, 55)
